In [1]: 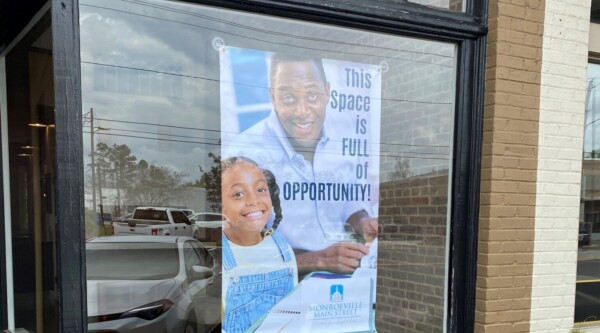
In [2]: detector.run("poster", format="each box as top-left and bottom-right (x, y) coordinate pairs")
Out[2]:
(220, 45), (381, 333)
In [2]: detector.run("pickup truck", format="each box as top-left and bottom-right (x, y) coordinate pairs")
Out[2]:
(113, 207), (195, 237)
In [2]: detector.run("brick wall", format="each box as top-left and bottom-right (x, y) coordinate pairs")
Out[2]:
(376, 170), (449, 333)
(480, 0), (591, 332)
(530, 0), (590, 332)
(372, 26), (455, 333)
(477, 0), (546, 332)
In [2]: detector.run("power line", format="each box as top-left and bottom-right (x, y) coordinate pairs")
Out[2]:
(82, 61), (206, 80)
(91, 116), (220, 133)
(84, 130), (451, 160)
(85, 115), (451, 150)
(101, 126), (221, 141)
(80, 2), (455, 69)
(118, 0), (454, 60)
(82, 60), (454, 106)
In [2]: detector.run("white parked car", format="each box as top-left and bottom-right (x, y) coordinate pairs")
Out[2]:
(189, 213), (223, 246)
(86, 236), (221, 333)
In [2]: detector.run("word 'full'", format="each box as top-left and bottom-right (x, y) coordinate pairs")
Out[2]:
(342, 138), (369, 157)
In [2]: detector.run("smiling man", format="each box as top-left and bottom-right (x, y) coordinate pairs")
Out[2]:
(222, 52), (378, 276)
(268, 55), (329, 161)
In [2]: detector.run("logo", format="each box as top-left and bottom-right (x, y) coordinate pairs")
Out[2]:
(330, 284), (344, 302)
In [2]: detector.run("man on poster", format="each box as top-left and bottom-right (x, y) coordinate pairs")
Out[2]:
(223, 52), (378, 275)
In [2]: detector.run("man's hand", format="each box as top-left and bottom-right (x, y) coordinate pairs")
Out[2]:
(295, 242), (369, 275)
(359, 217), (378, 245)
(347, 210), (379, 244)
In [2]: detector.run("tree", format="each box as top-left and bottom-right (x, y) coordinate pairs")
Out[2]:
(198, 152), (221, 211)
(124, 159), (187, 206)
(93, 143), (138, 217)
(91, 142), (187, 210)
(391, 157), (411, 180)
(94, 142), (113, 188)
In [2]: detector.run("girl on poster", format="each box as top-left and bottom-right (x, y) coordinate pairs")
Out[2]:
(221, 156), (298, 333)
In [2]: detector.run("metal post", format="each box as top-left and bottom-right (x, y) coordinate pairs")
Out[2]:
(90, 108), (97, 217)
(97, 163), (104, 236)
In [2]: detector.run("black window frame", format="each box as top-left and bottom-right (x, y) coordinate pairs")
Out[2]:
(19, 0), (488, 331)
(53, 0), (87, 331)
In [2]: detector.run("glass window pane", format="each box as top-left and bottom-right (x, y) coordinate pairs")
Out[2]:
(592, 0), (600, 23)
(390, 0), (465, 12)
(3, 12), (59, 333)
(80, 1), (457, 332)
(577, 62), (600, 322)
(87, 242), (180, 280)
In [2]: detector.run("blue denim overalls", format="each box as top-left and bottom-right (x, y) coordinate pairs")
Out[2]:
(222, 230), (295, 333)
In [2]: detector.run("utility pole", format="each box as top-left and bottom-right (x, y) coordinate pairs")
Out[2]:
(115, 161), (121, 218)
(90, 108), (97, 219)
(97, 163), (104, 236)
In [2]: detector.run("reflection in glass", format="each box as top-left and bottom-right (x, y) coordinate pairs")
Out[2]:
(407, 0), (465, 12)
(87, 243), (180, 280)
(80, 0), (456, 332)
(577, 62), (600, 323)
(4, 12), (58, 333)
(86, 237), (220, 331)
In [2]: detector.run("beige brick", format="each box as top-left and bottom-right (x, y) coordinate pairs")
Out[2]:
(479, 230), (535, 243)
(496, 28), (543, 47)
(480, 298), (532, 312)
(485, 218), (536, 230)
(479, 0), (546, 330)
(495, 66), (541, 84)
(498, 2), (527, 18)
(480, 309), (531, 323)
(507, 17), (543, 34)
(478, 263), (533, 277)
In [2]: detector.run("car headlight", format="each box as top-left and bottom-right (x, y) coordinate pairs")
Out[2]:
(120, 299), (174, 321)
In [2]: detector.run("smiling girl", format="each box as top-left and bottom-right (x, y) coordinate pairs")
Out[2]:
(221, 156), (297, 333)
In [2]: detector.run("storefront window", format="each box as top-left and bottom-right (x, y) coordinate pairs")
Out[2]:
(577, 62), (600, 323)
(1, 12), (58, 333)
(80, 0), (457, 332)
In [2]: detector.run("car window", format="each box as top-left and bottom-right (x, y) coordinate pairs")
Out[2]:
(183, 242), (208, 274)
(172, 211), (189, 224)
(193, 242), (214, 268)
(183, 241), (213, 271)
(133, 209), (168, 221)
(87, 242), (180, 280)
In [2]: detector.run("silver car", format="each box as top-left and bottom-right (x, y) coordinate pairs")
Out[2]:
(86, 236), (221, 333)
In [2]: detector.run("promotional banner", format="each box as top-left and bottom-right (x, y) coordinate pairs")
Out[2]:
(220, 45), (381, 333)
